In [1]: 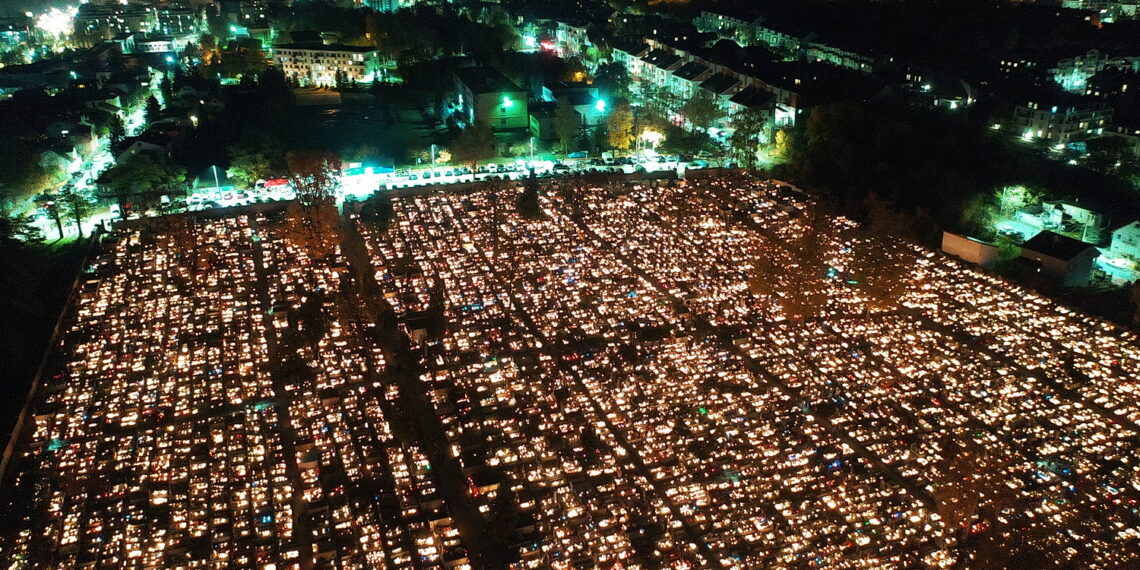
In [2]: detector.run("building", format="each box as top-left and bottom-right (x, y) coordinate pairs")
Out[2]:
(804, 39), (880, 74)
(669, 62), (713, 100)
(699, 73), (745, 113)
(115, 131), (176, 163)
(541, 82), (606, 127)
(1013, 101), (1112, 143)
(998, 58), (1039, 79)
(364, 0), (421, 13)
(941, 231), (999, 269)
(1084, 66), (1138, 99)
(135, 36), (176, 54)
(553, 19), (592, 59)
(74, 2), (158, 46)
(1109, 221), (1140, 261)
(1060, 0), (1139, 22)
(640, 49), (684, 87)
(1051, 49), (1112, 92)
(693, 10), (757, 47)
(39, 146), (82, 175)
(273, 43), (381, 86)
(1019, 230), (1101, 286)
(0, 59), (72, 92)
(609, 39), (650, 77)
(0, 16), (34, 49)
(725, 87), (780, 130)
(453, 67), (528, 131)
(528, 101), (560, 141)
(155, 4), (199, 37)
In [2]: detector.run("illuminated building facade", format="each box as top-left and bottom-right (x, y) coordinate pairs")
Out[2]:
(273, 43), (381, 86)
(453, 67), (528, 130)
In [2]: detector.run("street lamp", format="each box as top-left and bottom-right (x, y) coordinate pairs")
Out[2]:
(430, 144), (438, 173)
(212, 165), (221, 190)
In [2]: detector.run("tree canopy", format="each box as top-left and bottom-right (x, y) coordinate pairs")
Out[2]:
(680, 91), (721, 131)
(607, 103), (635, 151)
(286, 149), (342, 206)
(554, 99), (581, 153)
(449, 124), (496, 170)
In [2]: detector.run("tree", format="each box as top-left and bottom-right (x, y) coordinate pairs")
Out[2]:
(144, 95), (162, 125)
(554, 99), (581, 153)
(680, 91), (721, 131)
(729, 107), (769, 168)
(284, 150), (343, 260)
(449, 123), (496, 171)
(848, 193), (917, 311)
(0, 142), (56, 203)
(1085, 136), (1134, 173)
(996, 185), (1041, 217)
(771, 128), (791, 158)
(282, 199), (340, 261)
(359, 192), (394, 230)
(286, 150), (342, 206)
(108, 115), (126, 144)
(661, 125), (715, 156)
(100, 155), (178, 214)
(160, 73), (174, 104)
(1132, 280), (1140, 330)
(0, 209), (42, 245)
(58, 187), (94, 238)
(779, 204), (835, 320)
(516, 172), (543, 220)
(929, 433), (1043, 568)
(594, 62), (631, 100)
(607, 103), (635, 151)
(226, 136), (282, 188)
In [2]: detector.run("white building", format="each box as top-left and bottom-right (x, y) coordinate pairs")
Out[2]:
(1013, 102), (1112, 143)
(274, 44), (381, 86)
(1110, 220), (1140, 260)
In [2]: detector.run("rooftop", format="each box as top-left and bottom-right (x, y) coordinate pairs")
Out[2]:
(273, 43), (379, 53)
(1021, 230), (1098, 261)
(453, 66), (525, 95)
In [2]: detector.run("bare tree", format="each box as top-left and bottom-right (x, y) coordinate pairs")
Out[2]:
(284, 150), (343, 259)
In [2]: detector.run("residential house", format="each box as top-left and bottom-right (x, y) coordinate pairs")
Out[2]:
(116, 131), (175, 164)
(610, 39), (650, 76)
(1018, 230), (1101, 286)
(669, 62), (713, 100)
(1109, 220), (1140, 262)
(40, 146), (82, 176)
(640, 49), (684, 86)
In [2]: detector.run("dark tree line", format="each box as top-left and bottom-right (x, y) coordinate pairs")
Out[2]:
(772, 100), (1140, 245)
